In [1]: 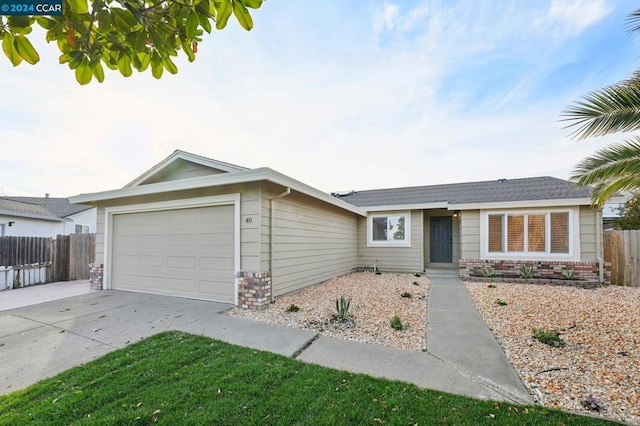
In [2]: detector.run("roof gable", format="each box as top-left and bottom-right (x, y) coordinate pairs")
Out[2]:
(125, 150), (250, 188)
(335, 177), (595, 209)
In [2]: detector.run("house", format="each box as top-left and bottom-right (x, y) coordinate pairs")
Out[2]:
(0, 196), (96, 238)
(70, 150), (621, 309)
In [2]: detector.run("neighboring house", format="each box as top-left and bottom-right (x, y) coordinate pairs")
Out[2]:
(0, 196), (96, 238)
(70, 150), (623, 308)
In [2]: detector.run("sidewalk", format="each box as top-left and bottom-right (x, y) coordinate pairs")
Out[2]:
(0, 280), (95, 311)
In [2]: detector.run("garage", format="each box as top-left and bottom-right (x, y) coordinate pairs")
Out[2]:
(110, 204), (236, 303)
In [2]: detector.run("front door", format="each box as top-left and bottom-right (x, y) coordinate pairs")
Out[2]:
(430, 216), (452, 263)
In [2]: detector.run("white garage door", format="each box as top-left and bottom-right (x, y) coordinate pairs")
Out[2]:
(111, 205), (235, 303)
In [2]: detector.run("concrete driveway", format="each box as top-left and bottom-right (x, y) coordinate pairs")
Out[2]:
(0, 290), (316, 395)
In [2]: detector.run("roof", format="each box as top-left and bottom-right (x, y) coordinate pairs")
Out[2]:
(0, 197), (93, 220)
(334, 177), (600, 210)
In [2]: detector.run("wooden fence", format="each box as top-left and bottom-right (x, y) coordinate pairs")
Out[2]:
(0, 234), (95, 289)
(604, 230), (640, 287)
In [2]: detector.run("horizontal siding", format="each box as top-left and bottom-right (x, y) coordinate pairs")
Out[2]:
(460, 210), (481, 259)
(140, 159), (226, 185)
(357, 210), (423, 273)
(268, 188), (358, 297)
(96, 206), (106, 264)
(580, 206), (597, 262)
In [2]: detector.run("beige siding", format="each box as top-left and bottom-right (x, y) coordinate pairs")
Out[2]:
(580, 206), (598, 262)
(140, 159), (226, 185)
(423, 210), (460, 266)
(264, 184), (358, 297)
(94, 182), (262, 276)
(357, 210), (423, 272)
(460, 210), (481, 259)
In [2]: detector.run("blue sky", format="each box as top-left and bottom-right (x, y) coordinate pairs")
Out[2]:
(1, 0), (639, 197)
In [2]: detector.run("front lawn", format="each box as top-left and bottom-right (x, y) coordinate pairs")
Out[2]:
(0, 331), (615, 425)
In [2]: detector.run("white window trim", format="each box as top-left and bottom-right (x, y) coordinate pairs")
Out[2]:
(367, 212), (411, 247)
(103, 194), (241, 304)
(480, 208), (580, 261)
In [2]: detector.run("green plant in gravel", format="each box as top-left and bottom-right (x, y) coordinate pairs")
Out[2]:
(286, 304), (300, 312)
(412, 281), (420, 286)
(0, 331), (609, 425)
(334, 296), (352, 321)
(482, 265), (495, 278)
(495, 299), (508, 306)
(487, 284), (497, 288)
(401, 292), (412, 298)
(390, 315), (404, 330)
(533, 327), (566, 347)
(562, 269), (576, 280)
(518, 265), (535, 279)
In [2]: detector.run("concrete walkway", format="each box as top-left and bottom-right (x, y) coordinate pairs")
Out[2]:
(0, 277), (533, 405)
(0, 280), (95, 311)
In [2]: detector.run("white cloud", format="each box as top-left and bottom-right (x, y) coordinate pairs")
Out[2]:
(536, 0), (612, 38)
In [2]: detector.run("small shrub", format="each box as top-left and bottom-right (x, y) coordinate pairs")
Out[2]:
(390, 315), (404, 330)
(334, 296), (352, 321)
(518, 265), (534, 279)
(562, 269), (575, 280)
(495, 299), (508, 306)
(286, 304), (300, 313)
(412, 281), (420, 286)
(487, 284), (497, 288)
(532, 327), (566, 347)
(482, 266), (495, 278)
(400, 292), (412, 298)
(414, 272), (422, 277)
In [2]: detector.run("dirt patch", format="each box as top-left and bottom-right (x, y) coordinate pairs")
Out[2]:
(226, 272), (429, 351)
(466, 282), (640, 425)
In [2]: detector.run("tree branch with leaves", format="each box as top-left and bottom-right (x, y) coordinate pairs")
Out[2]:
(0, 0), (263, 84)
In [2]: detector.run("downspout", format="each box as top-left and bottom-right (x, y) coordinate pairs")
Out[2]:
(270, 187), (291, 302)
(596, 207), (604, 284)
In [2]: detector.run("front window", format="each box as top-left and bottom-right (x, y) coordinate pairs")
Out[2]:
(368, 212), (411, 247)
(486, 211), (571, 255)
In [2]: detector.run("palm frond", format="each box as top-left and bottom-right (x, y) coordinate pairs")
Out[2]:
(570, 137), (640, 206)
(561, 80), (640, 139)
(626, 9), (640, 33)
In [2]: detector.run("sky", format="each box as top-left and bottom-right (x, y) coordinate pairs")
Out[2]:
(1, 0), (639, 198)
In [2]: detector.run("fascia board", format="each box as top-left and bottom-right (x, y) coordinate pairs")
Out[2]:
(358, 203), (449, 212)
(0, 210), (67, 222)
(70, 168), (367, 217)
(450, 198), (593, 210)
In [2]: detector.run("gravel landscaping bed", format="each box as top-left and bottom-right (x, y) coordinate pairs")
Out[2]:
(466, 282), (640, 425)
(226, 272), (429, 351)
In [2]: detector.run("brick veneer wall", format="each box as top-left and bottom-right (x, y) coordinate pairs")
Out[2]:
(89, 263), (104, 290)
(237, 271), (271, 310)
(459, 259), (611, 285)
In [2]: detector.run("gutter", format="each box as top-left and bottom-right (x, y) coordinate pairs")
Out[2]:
(270, 187), (291, 302)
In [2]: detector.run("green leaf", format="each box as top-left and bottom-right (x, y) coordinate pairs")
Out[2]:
(112, 8), (137, 32)
(150, 51), (163, 79)
(14, 35), (39, 65)
(215, 0), (233, 30)
(96, 10), (111, 31)
(181, 40), (195, 62)
(241, 0), (262, 9)
(186, 11), (199, 39)
(136, 51), (150, 71)
(68, 0), (89, 15)
(36, 17), (58, 30)
(232, 0), (253, 30)
(92, 61), (105, 82)
(2, 33), (23, 66)
(67, 51), (84, 69)
(162, 56), (178, 74)
(7, 16), (31, 28)
(196, 11), (212, 34)
(75, 58), (93, 85)
(118, 54), (132, 77)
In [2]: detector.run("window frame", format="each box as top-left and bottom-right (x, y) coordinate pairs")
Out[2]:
(367, 212), (412, 247)
(480, 209), (577, 259)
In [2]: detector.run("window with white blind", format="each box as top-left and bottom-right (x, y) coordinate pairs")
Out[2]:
(367, 212), (411, 247)
(486, 211), (571, 255)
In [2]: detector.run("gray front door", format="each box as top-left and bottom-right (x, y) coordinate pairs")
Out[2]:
(430, 216), (452, 263)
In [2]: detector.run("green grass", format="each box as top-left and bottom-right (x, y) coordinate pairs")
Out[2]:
(0, 331), (614, 425)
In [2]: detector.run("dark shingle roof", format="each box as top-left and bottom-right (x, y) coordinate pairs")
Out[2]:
(0, 197), (92, 218)
(335, 177), (592, 208)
